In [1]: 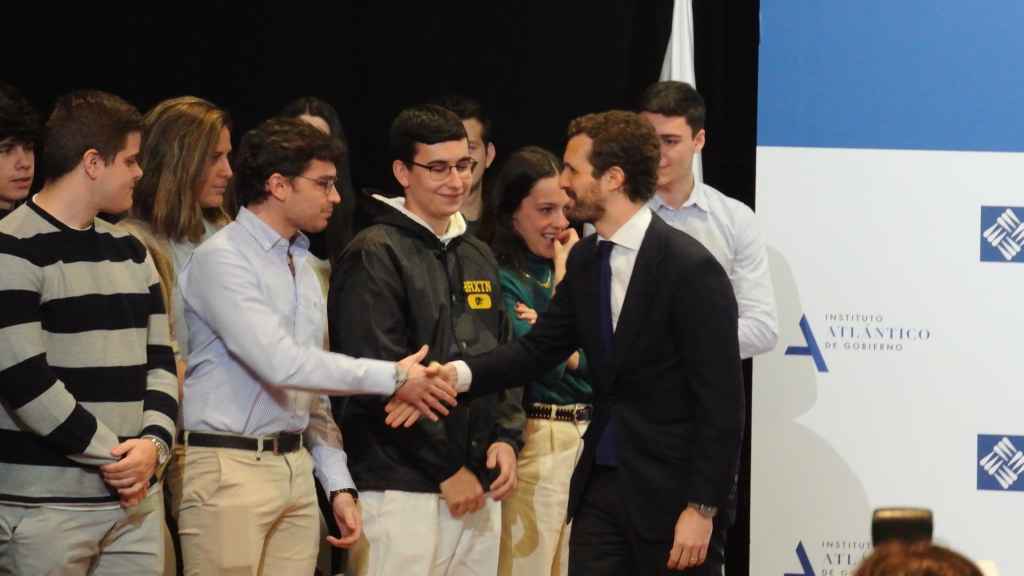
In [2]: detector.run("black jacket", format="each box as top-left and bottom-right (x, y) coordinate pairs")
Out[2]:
(328, 197), (524, 493)
(465, 213), (744, 540)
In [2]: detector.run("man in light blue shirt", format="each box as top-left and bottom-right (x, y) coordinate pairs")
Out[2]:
(172, 118), (456, 575)
(639, 81), (778, 360)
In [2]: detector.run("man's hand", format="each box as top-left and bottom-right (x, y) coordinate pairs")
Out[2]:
(100, 438), (158, 508)
(439, 467), (485, 518)
(384, 397), (421, 428)
(486, 442), (517, 501)
(433, 361), (458, 388)
(395, 345), (458, 421)
(326, 492), (362, 549)
(384, 361), (461, 428)
(667, 507), (713, 571)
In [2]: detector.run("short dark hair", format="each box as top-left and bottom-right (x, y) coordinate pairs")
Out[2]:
(567, 110), (660, 203)
(432, 93), (491, 144)
(479, 146), (561, 270)
(638, 81), (706, 133)
(42, 90), (143, 182)
(389, 104), (467, 165)
(280, 96), (344, 141)
(0, 83), (41, 147)
(233, 117), (346, 207)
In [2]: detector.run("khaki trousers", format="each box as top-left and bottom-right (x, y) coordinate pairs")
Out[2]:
(0, 488), (164, 576)
(498, 417), (588, 576)
(168, 445), (319, 576)
(348, 489), (501, 576)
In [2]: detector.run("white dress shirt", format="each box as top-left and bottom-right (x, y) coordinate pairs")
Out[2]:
(648, 182), (778, 358)
(602, 205), (652, 331)
(179, 207), (397, 491)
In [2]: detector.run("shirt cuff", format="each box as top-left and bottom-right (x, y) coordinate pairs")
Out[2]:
(357, 358), (398, 397)
(452, 360), (472, 393)
(310, 444), (356, 493)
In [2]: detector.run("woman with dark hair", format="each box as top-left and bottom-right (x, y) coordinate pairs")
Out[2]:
(480, 146), (592, 576)
(0, 83), (41, 220)
(281, 96), (358, 265)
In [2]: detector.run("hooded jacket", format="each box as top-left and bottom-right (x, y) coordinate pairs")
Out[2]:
(328, 195), (524, 493)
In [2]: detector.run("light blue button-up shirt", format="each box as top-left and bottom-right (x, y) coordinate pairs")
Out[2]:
(648, 182), (779, 359)
(179, 207), (396, 491)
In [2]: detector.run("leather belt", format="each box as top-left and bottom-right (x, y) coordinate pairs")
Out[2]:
(178, 430), (304, 454)
(526, 403), (592, 423)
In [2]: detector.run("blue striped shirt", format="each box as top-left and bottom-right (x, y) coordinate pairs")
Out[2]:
(179, 207), (396, 491)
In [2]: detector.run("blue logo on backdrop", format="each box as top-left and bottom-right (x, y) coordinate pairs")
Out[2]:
(978, 434), (1024, 491)
(785, 315), (829, 373)
(981, 207), (1024, 262)
(784, 541), (816, 576)
(785, 539), (872, 574)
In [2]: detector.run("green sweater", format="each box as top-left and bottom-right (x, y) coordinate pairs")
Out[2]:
(499, 254), (592, 406)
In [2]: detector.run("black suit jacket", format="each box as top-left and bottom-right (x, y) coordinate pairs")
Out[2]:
(466, 212), (744, 540)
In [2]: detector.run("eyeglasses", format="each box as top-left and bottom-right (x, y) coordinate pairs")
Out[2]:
(408, 158), (478, 182)
(292, 175), (338, 197)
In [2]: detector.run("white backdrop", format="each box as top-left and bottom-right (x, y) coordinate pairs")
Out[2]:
(753, 2), (1024, 575)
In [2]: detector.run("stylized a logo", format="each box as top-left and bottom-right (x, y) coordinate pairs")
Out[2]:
(784, 315), (829, 373)
(784, 541), (816, 576)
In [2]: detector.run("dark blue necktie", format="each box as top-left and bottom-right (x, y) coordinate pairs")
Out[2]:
(595, 240), (619, 466)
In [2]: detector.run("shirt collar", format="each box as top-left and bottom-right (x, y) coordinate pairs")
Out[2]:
(599, 205), (652, 252)
(236, 206), (309, 254)
(649, 181), (711, 214)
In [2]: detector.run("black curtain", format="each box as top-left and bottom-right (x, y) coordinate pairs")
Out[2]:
(8, 1), (759, 573)
(9, 1), (676, 193)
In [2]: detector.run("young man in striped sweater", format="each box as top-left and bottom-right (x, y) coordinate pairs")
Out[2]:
(0, 90), (178, 575)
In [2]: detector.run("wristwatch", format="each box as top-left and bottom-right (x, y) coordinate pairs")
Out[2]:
(330, 488), (359, 503)
(393, 362), (409, 393)
(145, 436), (170, 474)
(687, 502), (718, 519)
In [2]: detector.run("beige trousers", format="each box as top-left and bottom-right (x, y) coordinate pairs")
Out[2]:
(168, 445), (319, 576)
(498, 417), (588, 576)
(348, 489), (501, 576)
(0, 488), (164, 576)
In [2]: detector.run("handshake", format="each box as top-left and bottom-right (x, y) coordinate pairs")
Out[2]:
(389, 345), (460, 428)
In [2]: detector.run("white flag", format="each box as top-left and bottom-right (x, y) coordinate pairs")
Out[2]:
(659, 0), (702, 183)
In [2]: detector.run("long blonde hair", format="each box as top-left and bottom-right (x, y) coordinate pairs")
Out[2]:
(134, 96), (230, 243)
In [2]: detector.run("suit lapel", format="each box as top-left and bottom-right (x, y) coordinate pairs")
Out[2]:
(610, 215), (665, 371)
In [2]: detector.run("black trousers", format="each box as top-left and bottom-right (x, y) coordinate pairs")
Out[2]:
(569, 466), (726, 576)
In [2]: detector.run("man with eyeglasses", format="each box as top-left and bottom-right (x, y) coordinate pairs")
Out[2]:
(329, 104), (524, 575)
(172, 117), (458, 575)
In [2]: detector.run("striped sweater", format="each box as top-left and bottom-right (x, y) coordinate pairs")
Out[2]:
(0, 200), (178, 505)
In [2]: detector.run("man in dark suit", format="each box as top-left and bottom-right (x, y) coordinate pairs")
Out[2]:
(423, 110), (744, 574)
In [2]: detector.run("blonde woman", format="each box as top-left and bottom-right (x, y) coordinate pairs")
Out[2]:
(129, 96), (232, 365)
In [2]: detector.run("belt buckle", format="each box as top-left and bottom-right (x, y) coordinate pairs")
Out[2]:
(573, 404), (590, 423)
(271, 436), (283, 455)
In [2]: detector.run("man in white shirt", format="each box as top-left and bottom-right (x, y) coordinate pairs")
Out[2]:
(173, 118), (456, 575)
(639, 81), (778, 359)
